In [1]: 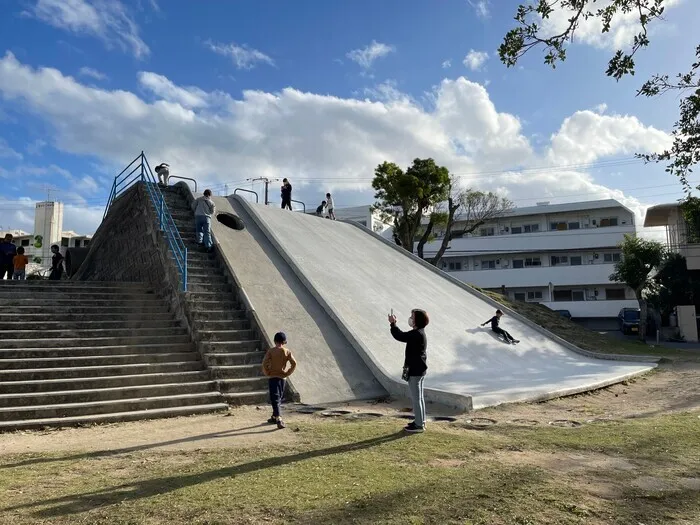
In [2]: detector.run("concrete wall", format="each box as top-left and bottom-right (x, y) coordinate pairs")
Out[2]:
(677, 305), (699, 342)
(72, 183), (189, 329)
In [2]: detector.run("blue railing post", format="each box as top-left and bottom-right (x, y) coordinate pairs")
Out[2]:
(183, 248), (188, 292)
(159, 198), (164, 230)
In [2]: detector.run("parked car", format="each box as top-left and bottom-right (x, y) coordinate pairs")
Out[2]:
(555, 310), (572, 320)
(618, 308), (640, 335)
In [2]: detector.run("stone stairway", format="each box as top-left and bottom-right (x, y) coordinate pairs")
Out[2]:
(159, 186), (268, 405)
(0, 281), (228, 431)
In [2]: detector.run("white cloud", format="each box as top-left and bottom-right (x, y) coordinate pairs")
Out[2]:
(442, 59), (452, 69)
(137, 72), (211, 109)
(539, 0), (682, 50)
(79, 66), (107, 81)
(206, 41), (274, 70)
(26, 139), (47, 156)
(468, 0), (490, 19)
(346, 41), (395, 70)
(463, 49), (489, 71)
(27, 0), (149, 58)
(0, 51), (674, 233)
(0, 139), (23, 160)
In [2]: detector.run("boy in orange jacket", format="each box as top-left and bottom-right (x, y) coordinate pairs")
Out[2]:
(262, 332), (297, 429)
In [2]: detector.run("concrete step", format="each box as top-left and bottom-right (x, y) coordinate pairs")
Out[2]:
(197, 329), (256, 342)
(200, 340), (260, 353)
(0, 327), (188, 340)
(180, 259), (219, 270)
(0, 381), (217, 408)
(2, 305), (174, 315)
(209, 364), (263, 379)
(0, 370), (212, 394)
(186, 292), (237, 303)
(0, 312), (177, 323)
(224, 391), (268, 406)
(2, 297), (163, 307)
(0, 402), (229, 431)
(0, 281), (149, 289)
(189, 309), (247, 321)
(0, 285), (156, 295)
(186, 300), (239, 312)
(187, 275), (229, 285)
(0, 361), (204, 382)
(0, 334), (191, 349)
(193, 319), (250, 331)
(0, 343), (194, 359)
(0, 292), (161, 302)
(217, 377), (269, 394)
(0, 352), (200, 370)
(203, 351), (264, 366)
(0, 319), (182, 331)
(186, 283), (232, 294)
(0, 395), (227, 425)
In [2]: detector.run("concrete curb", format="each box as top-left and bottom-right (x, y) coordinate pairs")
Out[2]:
(340, 220), (660, 366)
(232, 196), (473, 412)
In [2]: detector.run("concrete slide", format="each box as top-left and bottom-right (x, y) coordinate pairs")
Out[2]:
(229, 196), (656, 410)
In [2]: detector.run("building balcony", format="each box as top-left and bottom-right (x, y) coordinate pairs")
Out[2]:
(678, 243), (700, 271)
(541, 299), (639, 318)
(448, 263), (619, 289)
(423, 225), (635, 256)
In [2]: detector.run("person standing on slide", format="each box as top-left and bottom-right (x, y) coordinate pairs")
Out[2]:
(280, 178), (292, 210)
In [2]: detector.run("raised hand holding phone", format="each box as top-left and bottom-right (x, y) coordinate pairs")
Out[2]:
(388, 308), (397, 325)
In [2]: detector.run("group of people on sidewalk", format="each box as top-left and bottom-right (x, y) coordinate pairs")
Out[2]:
(0, 234), (64, 281)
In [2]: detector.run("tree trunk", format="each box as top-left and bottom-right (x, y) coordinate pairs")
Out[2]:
(416, 219), (434, 260)
(430, 198), (458, 267)
(636, 290), (647, 342)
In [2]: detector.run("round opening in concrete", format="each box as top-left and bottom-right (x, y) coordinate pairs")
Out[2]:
(462, 418), (497, 430)
(429, 416), (458, 423)
(345, 412), (385, 420)
(548, 420), (582, 428)
(291, 405), (327, 414)
(216, 212), (245, 231)
(509, 419), (540, 427)
(392, 414), (415, 420)
(319, 410), (353, 418)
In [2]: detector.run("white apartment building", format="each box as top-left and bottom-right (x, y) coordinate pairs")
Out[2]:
(421, 199), (640, 318)
(307, 205), (394, 237)
(644, 202), (700, 270)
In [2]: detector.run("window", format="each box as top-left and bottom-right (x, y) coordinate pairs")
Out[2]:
(599, 217), (619, 227)
(514, 292), (526, 302)
(480, 227), (495, 237)
(606, 288), (626, 300)
(84, 240), (90, 246)
(527, 291), (543, 301)
(448, 261), (462, 271)
(74, 239), (81, 247)
(60, 237), (69, 247)
(572, 290), (585, 302)
(570, 256), (582, 266)
(553, 290), (572, 301)
(551, 222), (568, 231)
(568, 222), (580, 230)
(551, 256), (569, 266)
(603, 253), (621, 263)
(525, 257), (541, 267)
(523, 224), (540, 233)
(481, 260), (496, 269)
(21, 239), (30, 247)
(512, 259), (524, 269)
(511, 226), (522, 234)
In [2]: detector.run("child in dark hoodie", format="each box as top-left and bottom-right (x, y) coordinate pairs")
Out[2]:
(481, 309), (520, 344)
(389, 309), (429, 433)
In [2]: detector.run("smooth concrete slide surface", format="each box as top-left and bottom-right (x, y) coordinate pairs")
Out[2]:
(240, 202), (656, 409)
(209, 196), (386, 405)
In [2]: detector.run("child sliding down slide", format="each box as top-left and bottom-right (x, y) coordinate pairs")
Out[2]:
(481, 309), (520, 344)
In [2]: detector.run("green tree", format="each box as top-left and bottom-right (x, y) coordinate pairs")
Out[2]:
(652, 253), (700, 314)
(609, 234), (666, 341)
(499, 1), (699, 191)
(372, 158), (451, 253)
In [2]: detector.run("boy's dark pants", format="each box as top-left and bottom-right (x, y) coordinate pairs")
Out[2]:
(493, 327), (514, 342)
(268, 377), (285, 418)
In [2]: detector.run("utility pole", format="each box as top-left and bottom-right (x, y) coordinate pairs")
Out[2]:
(247, 177), (280, 205)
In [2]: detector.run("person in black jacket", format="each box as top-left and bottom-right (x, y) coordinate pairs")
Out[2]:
(280, 178), (292, 210)
(481, 309), (520, 344)
(388, 309), (429, 433)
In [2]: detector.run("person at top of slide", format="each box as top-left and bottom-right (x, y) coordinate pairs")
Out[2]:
(325, 193), (336, 220)
(481, 309), (520, 344)
(281, 179), (292, 210)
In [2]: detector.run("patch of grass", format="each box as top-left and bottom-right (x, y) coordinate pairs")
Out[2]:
(478, 289), (696, 359)
(1, 415), (699, 524)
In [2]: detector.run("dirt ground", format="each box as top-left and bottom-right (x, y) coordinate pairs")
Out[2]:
(1, 358), (698, 457)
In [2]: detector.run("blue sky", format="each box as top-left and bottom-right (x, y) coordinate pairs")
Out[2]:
(0, 0), (697, 235)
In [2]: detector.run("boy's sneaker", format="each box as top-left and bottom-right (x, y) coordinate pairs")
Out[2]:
(512, 340), (520, 344)
(276, 419), (286, 429)
(403, 422), (425, 433)
(267, 417), (277, 424)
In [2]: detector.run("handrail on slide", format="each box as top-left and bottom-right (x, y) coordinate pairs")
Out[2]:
(291, 199), (306, 213)
(234, 188), (259, 203)
(103, 151), (188, 292)
(168, 176), (197, 193)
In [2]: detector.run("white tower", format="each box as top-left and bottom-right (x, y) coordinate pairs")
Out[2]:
(33, 201), (64, 266)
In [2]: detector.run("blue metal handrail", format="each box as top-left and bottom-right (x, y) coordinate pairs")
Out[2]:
(103, 152), (188, 292)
